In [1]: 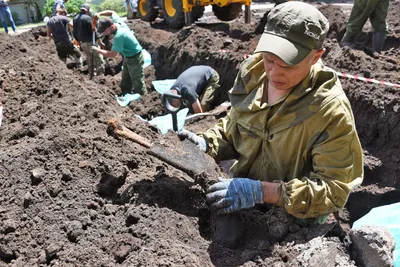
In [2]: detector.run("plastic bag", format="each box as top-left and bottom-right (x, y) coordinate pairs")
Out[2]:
(135, 108), (189, 134)
(142, 49), (151, 68)
(353, 202), (400, 266)
(152, 79), (177, 95)
(115, 93), (141, 106)
(121, 49), (152, 71)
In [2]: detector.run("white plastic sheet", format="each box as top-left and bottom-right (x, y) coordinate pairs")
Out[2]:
(135, 108), (189, 134)
(151, 79), (177, 95)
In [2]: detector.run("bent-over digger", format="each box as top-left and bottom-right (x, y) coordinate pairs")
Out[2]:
(137, 0), (252, 28)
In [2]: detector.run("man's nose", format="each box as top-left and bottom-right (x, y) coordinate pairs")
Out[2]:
(269, 64), (283, 77)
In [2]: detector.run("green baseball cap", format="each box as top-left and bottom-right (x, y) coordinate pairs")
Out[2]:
(254, 1), (329, 66)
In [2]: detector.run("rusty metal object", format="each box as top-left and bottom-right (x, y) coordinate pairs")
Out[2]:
(107, 118), (152, 148)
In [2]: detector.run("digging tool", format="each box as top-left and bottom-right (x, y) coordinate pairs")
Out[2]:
(185, 101), (231, 120)
(107, 118), (236, 247)
(107, 118), (220, 189)
(90, 16), (98, 80)
(162, 91), (183, 132)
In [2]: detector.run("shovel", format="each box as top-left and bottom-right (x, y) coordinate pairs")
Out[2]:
(107, 118), (220, 189)
(107, 118), (237, 247)
(90, 16), (98, 80)
(185, 101), (231, 120)
(162, 91), (184, 132)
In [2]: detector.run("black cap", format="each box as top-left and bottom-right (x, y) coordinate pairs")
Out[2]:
(80, 3), (90, 12)
(97, 18), (113, 34)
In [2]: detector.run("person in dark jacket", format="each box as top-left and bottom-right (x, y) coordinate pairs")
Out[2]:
(165, 65), (220, 114)
(47, 9), (82, 67)
(73, 3), (104, 76)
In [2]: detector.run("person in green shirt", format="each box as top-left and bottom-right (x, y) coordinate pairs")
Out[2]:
(93, 12), (147, 95)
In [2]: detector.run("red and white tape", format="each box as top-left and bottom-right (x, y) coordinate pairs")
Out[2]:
(222, 51), (400, 88)
(336, 72), (400, 88)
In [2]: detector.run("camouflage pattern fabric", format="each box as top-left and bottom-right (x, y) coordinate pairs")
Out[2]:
(120, 51), (146, 95)
(81, 42), (105, 76)
(200, 54), (363, 219)
(346, 0), (389, 33)
(199, 70), (220, 112)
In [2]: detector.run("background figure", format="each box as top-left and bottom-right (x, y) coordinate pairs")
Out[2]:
(166, 65), (220, 114)
(0, 0), (16, 34)
(47, 9), (82, 67)
(94, 10), (146, 95)
(52, 0), (68, 17)
(73, 4), (105, 77)
(341, 0), (389, 53)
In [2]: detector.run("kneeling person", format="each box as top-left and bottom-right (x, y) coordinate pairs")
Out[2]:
(166, 66), (220, 114)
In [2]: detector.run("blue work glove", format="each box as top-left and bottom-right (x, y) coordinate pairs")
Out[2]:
(178, 129), (208, 152)
(206, 178), (263, 215)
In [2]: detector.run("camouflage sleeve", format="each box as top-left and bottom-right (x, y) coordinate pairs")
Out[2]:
(277, 98), (364, 218)
(199, 113), (238, 162)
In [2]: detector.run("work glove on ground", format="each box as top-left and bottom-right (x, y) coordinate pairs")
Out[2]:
(206, 178), (263, 215)
(178, 129), (208, 152)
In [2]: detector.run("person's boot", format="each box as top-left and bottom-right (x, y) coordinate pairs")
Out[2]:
(211, 213), (243, 249)
(340, 31), (357, 47)
(372, 32), (386, 54)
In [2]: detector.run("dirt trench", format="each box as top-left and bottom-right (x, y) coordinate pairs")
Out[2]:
(0, 1), (400, 266)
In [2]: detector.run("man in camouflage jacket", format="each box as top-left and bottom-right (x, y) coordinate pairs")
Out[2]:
(181, 2), (363, 225)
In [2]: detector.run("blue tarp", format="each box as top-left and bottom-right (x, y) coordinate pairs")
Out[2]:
(152, 79), (177, 95)
(353, 202), (400, 266)
(121, 49), (152, 71)
(115, 93), (141, 107)
(142, 49), (151, 69)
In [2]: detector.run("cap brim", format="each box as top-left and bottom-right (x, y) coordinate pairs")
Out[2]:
(254, 33), (311, 66)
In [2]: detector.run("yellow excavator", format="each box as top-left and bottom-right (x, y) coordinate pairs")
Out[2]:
(137, 0), (252, 28)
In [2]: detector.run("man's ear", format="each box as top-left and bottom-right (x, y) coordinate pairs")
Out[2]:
(311, 49), (326, 64)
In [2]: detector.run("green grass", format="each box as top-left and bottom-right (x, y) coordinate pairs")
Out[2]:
(0, 21), (46, 33)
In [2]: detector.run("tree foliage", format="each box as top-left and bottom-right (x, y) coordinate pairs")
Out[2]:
(98, 0), (126, 13)
(42, 0), (86, 17)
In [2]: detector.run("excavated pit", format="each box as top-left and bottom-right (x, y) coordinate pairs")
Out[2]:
(0, 1), (400, 265)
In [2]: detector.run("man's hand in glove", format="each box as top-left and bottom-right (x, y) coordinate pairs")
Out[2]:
(178, 129), (208, 152)
(206, 178), (264, 215)
(91, 46), (100, 52)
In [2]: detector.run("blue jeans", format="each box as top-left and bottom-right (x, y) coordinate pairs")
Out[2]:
(0, 5), (16, 33)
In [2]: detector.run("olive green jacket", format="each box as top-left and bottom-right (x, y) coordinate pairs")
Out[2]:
(200, 54), (363, 218)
